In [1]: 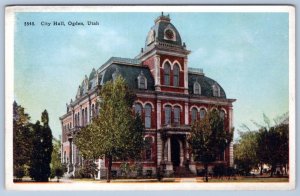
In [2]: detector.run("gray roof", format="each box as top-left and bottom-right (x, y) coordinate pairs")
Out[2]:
(75, 63), (227, 99)
(188, 73), (226, 98)
(145, 15), (183, 49)
(99, 57), (141, 71)
(101, 64), (155, 91)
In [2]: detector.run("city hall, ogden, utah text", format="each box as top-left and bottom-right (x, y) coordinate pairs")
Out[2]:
(24, 20), (100, 27)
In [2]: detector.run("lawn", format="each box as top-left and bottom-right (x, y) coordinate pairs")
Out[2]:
(209, 177), (289, 183)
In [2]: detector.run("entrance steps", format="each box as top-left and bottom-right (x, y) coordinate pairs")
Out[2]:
(174, 166), (196, 177)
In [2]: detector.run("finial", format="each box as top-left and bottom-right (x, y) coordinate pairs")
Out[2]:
(183, 42), (186, 48)
(161, 12), (164, 16)
(141, 48), (144, 53)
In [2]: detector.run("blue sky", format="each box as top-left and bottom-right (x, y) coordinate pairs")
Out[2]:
(14, 12), (289, 140)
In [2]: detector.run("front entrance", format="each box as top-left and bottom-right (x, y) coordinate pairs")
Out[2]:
(171, 138), (180, 167)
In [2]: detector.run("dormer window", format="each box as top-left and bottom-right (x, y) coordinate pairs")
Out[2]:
(193, 82), (201, 95)
(138, 71), (147, 89)
(112, 68), (120, 81)
(212, 84), (220, 97)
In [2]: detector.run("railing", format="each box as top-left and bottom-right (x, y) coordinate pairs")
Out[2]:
(188, 67), (203, 74)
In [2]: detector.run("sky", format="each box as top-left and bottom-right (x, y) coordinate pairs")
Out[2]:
(14, 12), (289, 141)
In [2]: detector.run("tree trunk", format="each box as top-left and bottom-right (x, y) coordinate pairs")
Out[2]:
(107, 155), (112, 183)
(260, 162), (263, 175)
(270, 164), (275, 177)
(204, 163), (208, 182)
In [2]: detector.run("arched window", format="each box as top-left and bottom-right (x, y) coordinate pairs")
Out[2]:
(212, 84), (220, 97)
(164, 62), (171, 86)
(145, 104), (152, 128)
(173, 64), (180, 87)
(138, 71), (147, 89)
(174, 106), (181, 126)
(200, 108), (206, 120)
(165, 105), (172, 125)
(191, 108), (198, 122)
(135, 103), (143, 117)
(194, 82), (201, 95)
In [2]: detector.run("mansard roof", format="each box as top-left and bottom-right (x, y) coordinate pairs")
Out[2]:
(145, 14), (183, 50)
(188, 72), (226, 98)
(98, 57), (141, 71)
(100, 63), (155, 91)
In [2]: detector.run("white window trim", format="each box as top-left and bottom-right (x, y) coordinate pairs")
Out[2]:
(193, 82), (201, 95)
(137, 73), (147, 90)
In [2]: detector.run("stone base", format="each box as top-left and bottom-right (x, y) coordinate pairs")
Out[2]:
(164, 163), (174, 176)
(95, 168), (107, 180)
(189, 163), (196, 174)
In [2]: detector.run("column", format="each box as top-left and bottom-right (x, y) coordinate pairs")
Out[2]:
(167, 138), (171, 162)
(157, 100), (161, 129)
(184, 102), (189, 125)
(179, 140), (183, 166)
(154, 55), (161, 91)
(71, 140), (74, 164)
(88, 98), (91, 124)
(183, 57), (188, 94)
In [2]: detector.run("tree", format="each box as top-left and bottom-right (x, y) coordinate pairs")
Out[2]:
(236, 113), (289, 177)
(234, 131), (259, 175)
(75, 76), (144, 182)
(256, 123), (289, 177)
(188, 109), (233, 182)
(29, 110), (53, 182)
(13, 101), (32, 180)
(50, 137), (64, 181)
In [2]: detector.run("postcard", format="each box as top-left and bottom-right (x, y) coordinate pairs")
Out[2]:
(5, 5), (295, 190)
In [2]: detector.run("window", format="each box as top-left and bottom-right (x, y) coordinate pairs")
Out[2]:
(91, 104), (95, 119)
(85, 108), (88, 125)
(144, 137), (153, 161)
(191, 108), (198, 122)
(77, 113), (80, 126)
(173, 64), (180, 87)
(164, 62), (171, 86)
(194, 82), (201, 95)
(145, 104), (152, 128)
(74, 114), (77, 126)
(138, 71), (147, 89)
(81, 109), (84, 126)
(165, 105), (172, 125)
(174, 106), (180, 126)
(212, 84), (220, 97)
(200, 108), (206, 119)
(135, 103), (142, 116)
(64, 151), (67, 163)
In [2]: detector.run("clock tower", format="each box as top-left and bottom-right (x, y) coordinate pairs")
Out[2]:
(136, 13), (190, 94)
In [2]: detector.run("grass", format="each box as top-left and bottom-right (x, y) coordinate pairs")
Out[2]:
(209, 177), (289, 183)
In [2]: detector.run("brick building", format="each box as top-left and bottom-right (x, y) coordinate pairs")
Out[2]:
(60, 13), (236, 178)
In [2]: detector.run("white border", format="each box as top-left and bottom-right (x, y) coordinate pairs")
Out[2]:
(5, 5), (295, 191)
